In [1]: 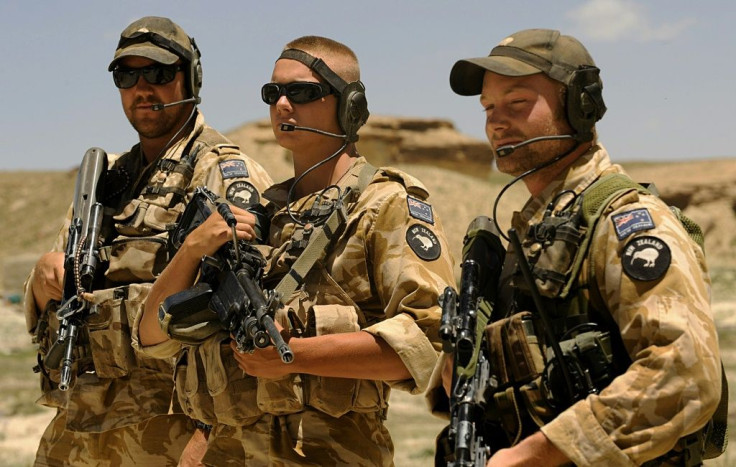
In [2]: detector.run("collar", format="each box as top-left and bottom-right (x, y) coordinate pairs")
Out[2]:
(263, 155), (367, 211)
(512, 143), (615, 230)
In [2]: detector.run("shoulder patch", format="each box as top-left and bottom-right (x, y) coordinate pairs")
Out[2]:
(407, 196), (434, 224)
(219, 160), (249, 179)
(226, 181), (260, 209)
(622, 235), (671, 281)
(611, 208), (655, 240)
(406, 224), (441, 261)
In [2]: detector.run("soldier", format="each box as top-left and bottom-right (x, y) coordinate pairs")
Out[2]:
(23, 16), (273, 466)
(140, 35), (456, 465)
(427, 29), (723, 466)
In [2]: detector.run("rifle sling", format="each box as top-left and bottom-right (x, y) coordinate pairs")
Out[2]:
(273, 162), (378, 301)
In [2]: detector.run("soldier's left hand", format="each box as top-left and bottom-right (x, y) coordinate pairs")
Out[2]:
(229, 340), (293, 379)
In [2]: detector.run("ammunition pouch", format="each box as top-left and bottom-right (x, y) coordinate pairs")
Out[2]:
(86, 284), (152, 379)
(484, 312), (617, 443)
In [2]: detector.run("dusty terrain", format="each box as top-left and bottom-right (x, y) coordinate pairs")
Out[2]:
(1, 117), (734, 466)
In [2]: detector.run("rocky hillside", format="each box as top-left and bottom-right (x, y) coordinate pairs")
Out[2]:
(1, 116), (734, 295)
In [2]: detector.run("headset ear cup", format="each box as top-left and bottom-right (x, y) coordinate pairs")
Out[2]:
(188, 37), (203, 99)
(339, 81), (369, 143)
(566, 67), (605, 142)
(191, 58), (203, 98)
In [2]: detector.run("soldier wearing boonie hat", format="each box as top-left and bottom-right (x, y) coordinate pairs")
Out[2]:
(24, 15), (273, 466)
(427, 28), (725, 466)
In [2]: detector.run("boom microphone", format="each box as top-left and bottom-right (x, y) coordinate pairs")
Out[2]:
(280, 123), (346, 139)
(151, 97), (201, 111)
(496, 134), (575, 157)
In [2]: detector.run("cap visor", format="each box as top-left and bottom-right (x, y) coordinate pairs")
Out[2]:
(450, 56), (542, 95)
(108, 44), (179, 70)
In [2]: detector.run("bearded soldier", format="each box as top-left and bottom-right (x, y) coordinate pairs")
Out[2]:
(428, 29), (724, 467)
(24, 16), (273, 466)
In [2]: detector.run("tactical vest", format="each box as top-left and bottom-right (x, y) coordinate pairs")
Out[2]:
(172, 162), (431, 427)
(35, 125), (238, 395)
(485, 173), (727, 465)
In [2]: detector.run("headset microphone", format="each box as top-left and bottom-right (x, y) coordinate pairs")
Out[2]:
(279, 123), (346, 139)
(496, 134), (575, 157)
(151, 97), (201, 111)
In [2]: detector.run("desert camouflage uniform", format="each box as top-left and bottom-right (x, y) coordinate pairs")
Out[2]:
(427, 144), (721, 466)
(23, 111), (273, 466)
(143, 155), (455, 465)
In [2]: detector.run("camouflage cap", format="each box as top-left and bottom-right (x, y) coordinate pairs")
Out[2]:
(449, 29), (598, 95)
(108, 16), (194, 71)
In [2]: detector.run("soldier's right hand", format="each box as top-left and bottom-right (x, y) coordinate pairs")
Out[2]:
(31, 252), (65, 310)
(182, 206), (257, 259)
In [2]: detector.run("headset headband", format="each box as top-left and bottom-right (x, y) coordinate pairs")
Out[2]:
(278, 49), (347, 95)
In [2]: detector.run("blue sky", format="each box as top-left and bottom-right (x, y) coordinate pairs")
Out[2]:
(1, 0), (734, 170)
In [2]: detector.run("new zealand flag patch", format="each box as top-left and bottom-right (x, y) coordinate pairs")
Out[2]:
(611, 208), (655, 240)
(407, 196), (434, 224)
(219, 160), (249, 179)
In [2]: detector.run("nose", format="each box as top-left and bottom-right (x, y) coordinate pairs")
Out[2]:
(275, 94), (293, 114)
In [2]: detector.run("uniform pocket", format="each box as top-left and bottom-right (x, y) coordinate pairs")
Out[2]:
(303, 304), (379, 418)
(175, 346), (216, 425)
(209, 339), (262, 426)
(105, 233), (168, 283)
(87, 287), (136, 379)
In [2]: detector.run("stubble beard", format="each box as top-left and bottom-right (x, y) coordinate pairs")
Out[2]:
(129, 101), (189, 140)
(494, 118), (574, 177)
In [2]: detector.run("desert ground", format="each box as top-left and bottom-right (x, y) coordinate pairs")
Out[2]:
(1, 118), (734, 466)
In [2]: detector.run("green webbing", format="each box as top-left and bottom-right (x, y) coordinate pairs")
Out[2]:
(455, 298), (493, 379)
(560, 173), (648, 299)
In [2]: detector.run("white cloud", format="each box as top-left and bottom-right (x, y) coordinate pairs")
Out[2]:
(567, 0), (695, 41)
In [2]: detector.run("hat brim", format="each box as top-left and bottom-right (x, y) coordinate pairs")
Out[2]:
(450, 56), (542, 96)
(107, 43), (179, 71)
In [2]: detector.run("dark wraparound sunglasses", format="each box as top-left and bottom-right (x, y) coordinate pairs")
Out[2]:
(261, 81), (333, 105)
(112, 64), (183, 89)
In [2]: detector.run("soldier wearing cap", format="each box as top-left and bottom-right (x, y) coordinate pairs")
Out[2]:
(427, 29), (723, 466)
(139, 35), (456, 465)
(24, 16), (273, 466)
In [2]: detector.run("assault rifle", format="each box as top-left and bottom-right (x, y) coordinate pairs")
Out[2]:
(162, 187), (293, 363)
(438, 217), (505, 467)
(41, 147), (107, 391)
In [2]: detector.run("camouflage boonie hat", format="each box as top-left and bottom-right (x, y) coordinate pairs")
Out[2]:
(449, 28), (598, 95)
(108, 16), (195, 71)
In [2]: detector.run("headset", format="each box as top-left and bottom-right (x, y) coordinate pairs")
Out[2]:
(278, 48), (369, 143)
(112, 31), (203, 100)
(562, 65), (606, 143)
(185, 37), (203, 100)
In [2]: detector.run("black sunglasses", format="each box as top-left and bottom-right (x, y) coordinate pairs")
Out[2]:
(261, 81), (333, 105)
(112, 64), (183, 89)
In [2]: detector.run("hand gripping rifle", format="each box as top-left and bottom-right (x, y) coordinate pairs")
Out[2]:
(41, 147), (107, 391)
(161, 187), (293, 363)
(438, 216), (505, 467)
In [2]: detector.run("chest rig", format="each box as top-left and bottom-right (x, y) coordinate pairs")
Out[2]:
(100, 126), (232, 284)
(485, 173), (726, 465)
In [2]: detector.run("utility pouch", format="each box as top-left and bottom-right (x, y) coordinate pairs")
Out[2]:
(86, 285), (143, 378)
(541, 328), (615, 409)
(484, 311), (545, 387)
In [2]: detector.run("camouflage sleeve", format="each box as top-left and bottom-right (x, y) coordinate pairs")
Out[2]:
(191, 145), (274, 209)
(541, 192), (721, 465)
(361, 189), (456, 394)
(134, 146), (274, 357)
(22, 204), (72, 335)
